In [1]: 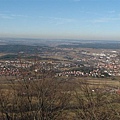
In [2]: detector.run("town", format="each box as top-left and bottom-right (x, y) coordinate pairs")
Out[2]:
(0, 42), (120, 79)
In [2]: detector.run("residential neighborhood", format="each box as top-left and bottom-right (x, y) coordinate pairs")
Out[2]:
(0, 46), (120, 79)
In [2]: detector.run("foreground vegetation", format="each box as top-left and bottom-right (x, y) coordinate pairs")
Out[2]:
(0, 67), (120, 120)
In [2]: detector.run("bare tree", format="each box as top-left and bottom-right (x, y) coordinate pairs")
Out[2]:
(73, 79), (120, 120)
(0, 64), (72, 120)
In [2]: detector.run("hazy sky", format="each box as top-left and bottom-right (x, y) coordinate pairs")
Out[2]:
(0, 0), (120, 40)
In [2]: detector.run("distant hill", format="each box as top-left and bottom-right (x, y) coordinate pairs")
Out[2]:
(0, 37), (120, 50)
(0, 45), (50, 54)
(57, 42), (120, 49)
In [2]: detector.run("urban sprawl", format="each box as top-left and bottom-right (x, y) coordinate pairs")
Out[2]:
(0, 47), (120, 78)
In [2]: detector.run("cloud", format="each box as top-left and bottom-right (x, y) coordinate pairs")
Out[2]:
(0, 14), (13, 19)
(39, 16), (76, 25)
(11, 14), (28, 17)
(0, 13), (28, 19)
(51, 17), (75, 22)
(92, 17), (120, 23)
(108, 10), (115, 14)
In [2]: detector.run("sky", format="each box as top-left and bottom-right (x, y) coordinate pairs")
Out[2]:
(0, 0), (120, 40)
